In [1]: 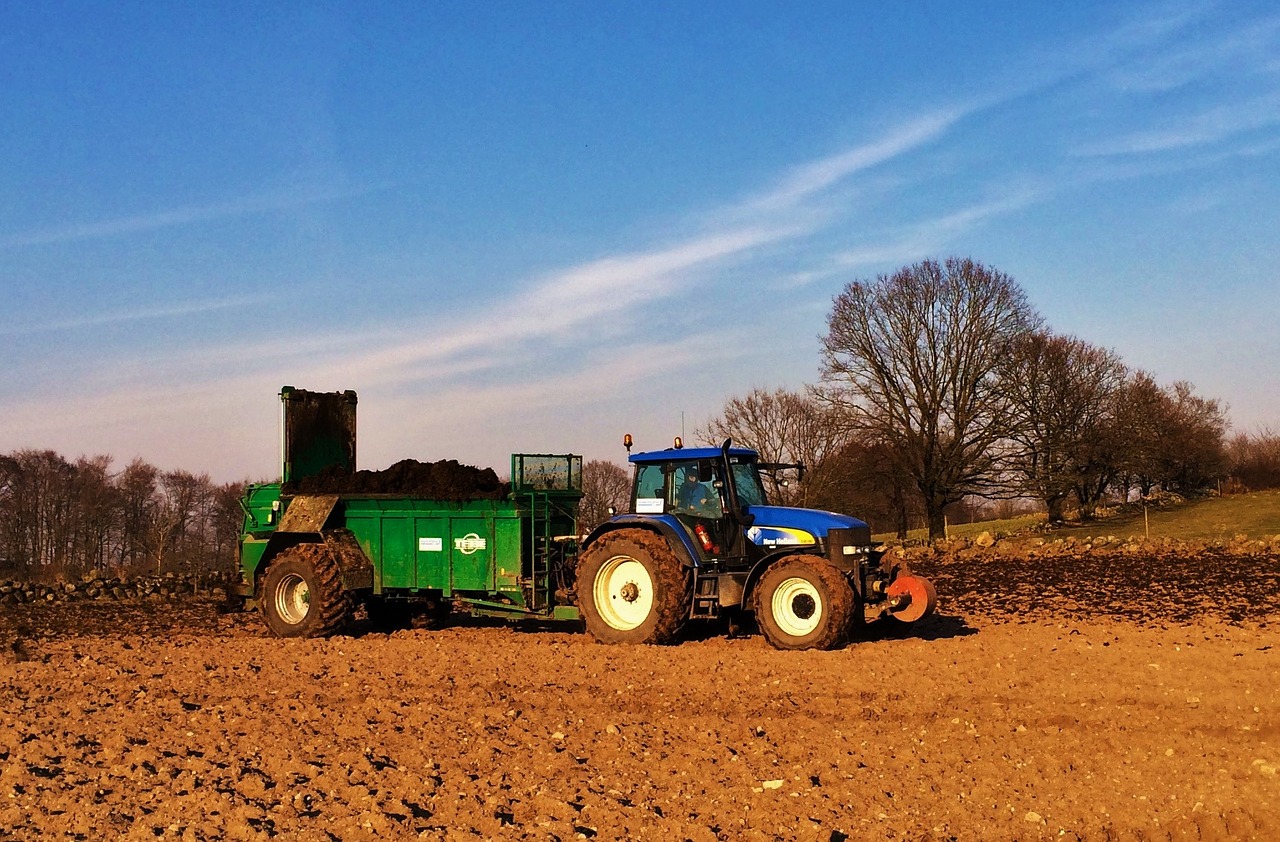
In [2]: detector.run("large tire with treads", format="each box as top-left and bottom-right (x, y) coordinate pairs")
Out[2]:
(753, 554), (855, 651)
(577, 528), (693, 645)
(258, 543), (352, 638)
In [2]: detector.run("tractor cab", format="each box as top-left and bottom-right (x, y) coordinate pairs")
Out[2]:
(618, 439), (876, 570)
(626, 441), (764, 565)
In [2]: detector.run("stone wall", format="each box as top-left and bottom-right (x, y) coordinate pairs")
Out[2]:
(889, 532), (1280, 564)
(0, 572), (236, 606)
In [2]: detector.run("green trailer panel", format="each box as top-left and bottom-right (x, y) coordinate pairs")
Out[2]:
(447, 515), (493, 591)
(339, 498), (526, 597)
(413, 516), (449, 589)
(379, 516), (416, 589)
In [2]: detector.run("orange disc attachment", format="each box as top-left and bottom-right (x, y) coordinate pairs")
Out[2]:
(885, 574), (937, 623)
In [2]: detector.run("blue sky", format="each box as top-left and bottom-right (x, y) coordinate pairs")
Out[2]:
(2, 1), (1278, 482)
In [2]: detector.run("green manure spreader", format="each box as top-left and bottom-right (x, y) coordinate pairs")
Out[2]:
(237, 387), (935, 649)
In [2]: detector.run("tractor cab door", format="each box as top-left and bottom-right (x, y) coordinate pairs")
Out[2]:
(633, 459), (735, 560)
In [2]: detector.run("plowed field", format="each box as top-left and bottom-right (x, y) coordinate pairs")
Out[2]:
(2, 550), (1277, 841)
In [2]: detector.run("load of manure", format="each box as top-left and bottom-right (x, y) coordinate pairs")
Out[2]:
(287, 459), (510, 500)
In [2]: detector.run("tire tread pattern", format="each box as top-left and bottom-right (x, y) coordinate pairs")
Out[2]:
(577, 528), (693, 645)
(753, 554), (855, 651)
(258, 542), (352, 638)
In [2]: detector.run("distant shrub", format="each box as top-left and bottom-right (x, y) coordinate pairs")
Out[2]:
(1227, 428), (1280, 491)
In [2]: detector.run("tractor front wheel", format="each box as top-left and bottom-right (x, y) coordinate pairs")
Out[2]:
(577, 529), (692, 645)
(258, 543), (352, 638)
(753, 555), (855, 651)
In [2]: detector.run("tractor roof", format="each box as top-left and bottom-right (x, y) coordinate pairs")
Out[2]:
(628, 446), (758, 464)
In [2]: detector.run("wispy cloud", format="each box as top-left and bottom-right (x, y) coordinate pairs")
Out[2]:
(1074, 93), (1280, 157)
(747, 111), (966, 213)
(330, 224), (787, 386)
(831, 190), (1044, 271)
(47, 110), (970, 403)
(1101, 11), (1280, 93)
(0, 182), (393, 250)
(313, 115), (970, 388)
(0, 294), (272, 335)
(371, 333), (744, 430)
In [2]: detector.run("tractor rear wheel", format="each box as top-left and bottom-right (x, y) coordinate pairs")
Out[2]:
(753, 555), (855, 651)
(258, 543), (352, 638)
(577, 529), (692, 645)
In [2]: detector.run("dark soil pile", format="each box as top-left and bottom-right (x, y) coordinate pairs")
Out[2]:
(287, 459), (509, 500)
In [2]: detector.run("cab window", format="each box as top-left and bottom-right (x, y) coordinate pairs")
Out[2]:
(731, 461), (767, 507)
(671, 461), (723, 518)
(634, 464), (667, 513)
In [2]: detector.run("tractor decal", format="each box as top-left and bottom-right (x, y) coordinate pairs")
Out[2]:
(747, 526), (816, 546)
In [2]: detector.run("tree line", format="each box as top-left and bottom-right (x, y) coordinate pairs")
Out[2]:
(575, 257), (1278, 537)
(7, 257), (1275, 567)
(0, 450), (244, 584)
(691, 257), (1273, 540)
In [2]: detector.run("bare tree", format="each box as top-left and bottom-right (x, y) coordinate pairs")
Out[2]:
(999, 332), (1127, 522)
(816, 437), (921, 537)
(820, 257), (1042, 541)
(579, 460), (631, 533)
(1160, 381), (1229, 493)
(148, 470), (209, 575)
(699, 387), (850, 506)
(1114, 375), (1228, 499)
(1227, 427), (1280, 491)
(212, 481), (249, 569)
(71, 455), (120, 576)
(117, 458), (159, 571)
(0, 449), (242, 584)
(0, 450), (77, 576)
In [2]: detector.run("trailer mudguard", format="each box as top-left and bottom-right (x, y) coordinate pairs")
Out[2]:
(258, 496), (374, 592)
(276, 494), (339, 532)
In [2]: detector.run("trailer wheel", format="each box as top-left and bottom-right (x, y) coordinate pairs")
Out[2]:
(577, 529), (692, 645)
(753, 555), (854, 651)
(258, 543), (352, 638)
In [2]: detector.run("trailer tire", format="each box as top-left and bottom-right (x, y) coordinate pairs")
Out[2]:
(577, 529), (692, 645)
(258, 543), (352, 638)
(753, 555), (854, 651)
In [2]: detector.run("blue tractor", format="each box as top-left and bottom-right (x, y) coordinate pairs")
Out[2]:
(575, 438), (936, 650)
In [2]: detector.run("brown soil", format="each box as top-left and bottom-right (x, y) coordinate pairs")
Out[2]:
(2, 551), (1278, 841)
(287, 459), (509, 500)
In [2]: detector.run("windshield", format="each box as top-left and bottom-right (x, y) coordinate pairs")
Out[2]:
(730, 460), (767, 507)
(632, 455), (768, 514)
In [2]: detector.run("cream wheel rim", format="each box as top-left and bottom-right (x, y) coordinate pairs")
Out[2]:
(273, 572), (312, 625)
(593, 556), (654, 631)
(771, 576), (822, 637)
